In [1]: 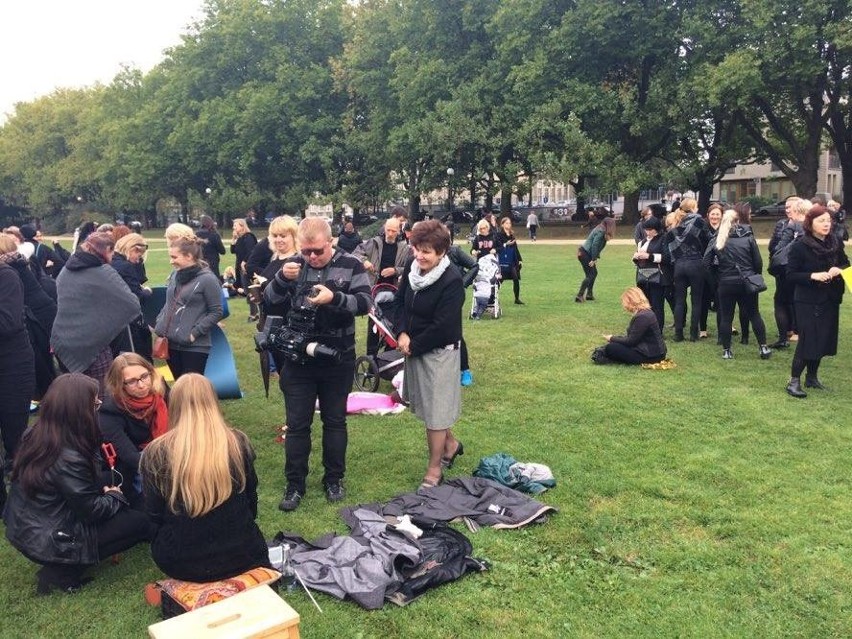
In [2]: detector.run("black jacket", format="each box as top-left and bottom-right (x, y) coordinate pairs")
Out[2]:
(246, 237), (273, 283)
(97, 393), (157, 502)
(4, 448), (125, 565)
(703, 224), (763, 282)
(670, 213), (711, 261)
(111, 253), (150, 302)
(610, 309), (667, 359)
(787, 235), (849, 305)
(336, 230), (363, 253)
(230, 232), (258, 273)
(395, 261), (464, 357)
(196, 228), (226, 275)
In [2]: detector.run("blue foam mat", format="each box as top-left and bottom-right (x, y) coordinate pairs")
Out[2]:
(141, 286), (241, 399)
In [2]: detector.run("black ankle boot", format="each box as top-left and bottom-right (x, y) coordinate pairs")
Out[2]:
(786, 378), (807, 398)
(759, 345), (772, 359)
(805, 376), (827, 390)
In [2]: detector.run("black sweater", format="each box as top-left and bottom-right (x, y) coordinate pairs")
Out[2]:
(143, 432), (270, 582)
(610, 309), (667, 359)
(396, 262), (464, 357)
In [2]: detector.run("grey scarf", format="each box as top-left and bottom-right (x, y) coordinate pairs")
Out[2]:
(408, 255), (451, 291)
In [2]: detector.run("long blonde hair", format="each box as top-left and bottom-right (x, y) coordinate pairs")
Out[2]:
(715, 210), (738, 251)
(141, 374), (246, 517)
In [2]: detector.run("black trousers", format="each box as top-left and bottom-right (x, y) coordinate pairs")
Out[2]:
(38, 508), (153, 585)
(673, 258), (705, 338)
(576, 248), (598, 298)
(280, 358), (355, 492)
(603, 343), (662, 365)
(167, 348), (209, 379)
(717, 280), (767, 349)
(638, 282), (666, 330)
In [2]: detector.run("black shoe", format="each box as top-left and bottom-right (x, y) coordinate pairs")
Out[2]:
(278, 487), (303, 512)
(585, 295), (595, 301)
(324, 482), (345, 503)
(36, 568), (90, 595)
(722, 349), (734, 359)
(786, 378), (807, 398)
(514, 299), (525, 305)
(759, 345), (772, 359)
(441, 440), (465, 469)
(673, 332), (684, 343)
(574, 295), (585, 303)
(805, 377), (827, 390)
(769, 340), (789, 349)
(741, 335), (750, 345)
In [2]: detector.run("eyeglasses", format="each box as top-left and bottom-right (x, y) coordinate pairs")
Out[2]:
(300, 245), (327, 257)
(123, 372), (151, 387)
(94, 398), (103, 410)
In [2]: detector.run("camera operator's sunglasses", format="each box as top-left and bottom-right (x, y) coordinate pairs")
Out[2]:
(301, 246), (327, 257)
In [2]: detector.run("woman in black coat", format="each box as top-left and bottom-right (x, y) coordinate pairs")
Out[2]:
(3, 374), (151, 594)
(632, 216), (669, 330)
(196, 215), (226, 281)
(784, 205), (850, 398)
(702, 210), (772, 360)
(111, 233), (153, 360)
(230, 218), (258, 289)
(1, 234), (56, 398)
(0, 258), (36, 509)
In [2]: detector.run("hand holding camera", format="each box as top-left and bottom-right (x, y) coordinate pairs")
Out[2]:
(307, 284), (333, 306)
(281, 261), (302, 281)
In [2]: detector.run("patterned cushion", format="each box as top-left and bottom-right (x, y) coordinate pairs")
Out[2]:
(157, 566), (282, 613)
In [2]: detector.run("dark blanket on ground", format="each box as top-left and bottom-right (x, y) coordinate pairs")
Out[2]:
(274, 508), (486, 609)
(371, 476), (557, 529)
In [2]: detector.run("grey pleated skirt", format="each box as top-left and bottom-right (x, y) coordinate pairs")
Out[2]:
(402, 346), (461, 429)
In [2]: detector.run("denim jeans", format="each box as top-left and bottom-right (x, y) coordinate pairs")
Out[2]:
(280, 358), (355, 492)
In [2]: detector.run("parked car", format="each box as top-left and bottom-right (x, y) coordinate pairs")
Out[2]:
(755, 200), (787, 216)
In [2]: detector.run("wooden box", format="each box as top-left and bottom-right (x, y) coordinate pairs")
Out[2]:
(148, 585), (300, 639)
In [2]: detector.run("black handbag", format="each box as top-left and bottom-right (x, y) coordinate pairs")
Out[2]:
(737, 265), (767, 294)
(636, 266), (662, 285)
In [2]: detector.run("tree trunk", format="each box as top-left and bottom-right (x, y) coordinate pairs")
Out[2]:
(622, 190), (640, 225)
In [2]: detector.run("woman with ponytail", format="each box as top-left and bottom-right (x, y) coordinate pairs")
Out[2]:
(703, 210), (771, 360)
(140, 374), (269, 581)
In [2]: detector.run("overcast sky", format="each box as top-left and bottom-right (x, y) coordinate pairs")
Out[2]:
(0, 0), (205, 122)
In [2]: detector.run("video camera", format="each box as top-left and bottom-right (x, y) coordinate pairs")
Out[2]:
(254, 286), (340, 365)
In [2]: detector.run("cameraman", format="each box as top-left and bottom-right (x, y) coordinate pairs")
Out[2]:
(264, 218), (371, 512)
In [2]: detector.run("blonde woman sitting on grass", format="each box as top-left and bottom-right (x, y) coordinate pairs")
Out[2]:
(596, 287), (667, 365)
(140, 374), (270, 582)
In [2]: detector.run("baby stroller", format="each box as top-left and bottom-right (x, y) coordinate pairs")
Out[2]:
(354, 283), (405, 392)
(469, 253), (502, 319)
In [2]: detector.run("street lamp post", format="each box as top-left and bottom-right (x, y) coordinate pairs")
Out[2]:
(446, 167), (455, 214)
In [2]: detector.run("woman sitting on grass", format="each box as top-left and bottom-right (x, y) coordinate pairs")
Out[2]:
(598, 287), (667, 365)
(3, 374), (152, 594)
(140, 373), (270, 582)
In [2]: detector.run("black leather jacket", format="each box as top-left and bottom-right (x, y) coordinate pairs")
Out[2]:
(703, 224), (762, 282)
(670, 213), (710, 261)
(3, 448), (124, 565)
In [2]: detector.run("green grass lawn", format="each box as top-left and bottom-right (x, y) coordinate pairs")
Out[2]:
(2, 236), (851, 638)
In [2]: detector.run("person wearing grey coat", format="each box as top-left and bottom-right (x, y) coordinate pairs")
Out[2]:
(155, 238), (223, 378)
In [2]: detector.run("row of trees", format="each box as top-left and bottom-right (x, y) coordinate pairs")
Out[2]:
(2, 0), (852, 229)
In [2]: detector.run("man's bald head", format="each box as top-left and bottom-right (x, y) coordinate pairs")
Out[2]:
(384, 218), (400, 243)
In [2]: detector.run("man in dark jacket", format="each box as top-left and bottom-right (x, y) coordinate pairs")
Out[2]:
(264, 218), (371, 512)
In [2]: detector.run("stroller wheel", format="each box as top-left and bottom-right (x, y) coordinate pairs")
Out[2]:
(354, 355), (380, 392)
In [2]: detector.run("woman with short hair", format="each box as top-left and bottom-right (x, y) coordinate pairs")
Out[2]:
(99, 353), (168, 508)
(111, 233), (153, 360)
(669, 198), (711, 341)
(396, 220), (465, 489)
(784, 205), (850, 398)
(154, 237), (223, 378)
(140, 373), (269, 582)
(3, 373), (152, 594)
(599, 287), (667, 365)
(51, 232), (141, 395)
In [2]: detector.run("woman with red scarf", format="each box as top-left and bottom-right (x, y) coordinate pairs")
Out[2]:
(98, 353), (168, 508)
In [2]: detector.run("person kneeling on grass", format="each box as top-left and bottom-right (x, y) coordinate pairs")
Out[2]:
(598, 287), (667, 365)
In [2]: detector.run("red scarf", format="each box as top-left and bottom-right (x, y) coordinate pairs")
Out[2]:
(120, 393), (169, 446)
